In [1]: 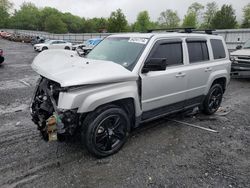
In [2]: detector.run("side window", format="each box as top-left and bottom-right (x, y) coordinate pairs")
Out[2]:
(52, 41), (58, 44)
(150, 41), (183, 66)
(187, 41), (209, 63)
(210, 39), (226, 59)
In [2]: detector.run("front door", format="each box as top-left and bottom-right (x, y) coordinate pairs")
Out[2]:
(141, 39), (188, 119)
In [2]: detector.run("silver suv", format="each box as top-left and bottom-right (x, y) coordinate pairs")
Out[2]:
(30, 30), (231, 157)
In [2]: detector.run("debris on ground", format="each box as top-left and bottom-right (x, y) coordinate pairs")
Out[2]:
(167, 118), (218, 133)
(215, 106), (232, 116)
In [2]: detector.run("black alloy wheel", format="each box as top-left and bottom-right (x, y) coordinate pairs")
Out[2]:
(81, 104), (130, 158)
(95, 115), (127, 152)
(202, 84), (223, 115)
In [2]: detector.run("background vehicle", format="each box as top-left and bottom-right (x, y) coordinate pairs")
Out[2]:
(72, 38), (103, 50)
(0, 49), (4, 64)
(0, 31), (12, 39)
(231, 39), (250, 78)
(34, 40), (72, 52)
(31, 29), (231, 157)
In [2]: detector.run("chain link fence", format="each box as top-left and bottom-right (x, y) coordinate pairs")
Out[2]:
(2, 28), (250, 50)
(1, 29), (112, 44)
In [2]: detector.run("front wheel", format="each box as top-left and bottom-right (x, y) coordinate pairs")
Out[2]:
(64, 46), (70, 50)
(81, 104), (130, 158)
(42, 46), (48, 51)
(201, 84), (223, 115)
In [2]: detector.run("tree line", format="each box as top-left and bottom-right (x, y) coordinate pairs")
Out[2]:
(1, 0), (250, 34)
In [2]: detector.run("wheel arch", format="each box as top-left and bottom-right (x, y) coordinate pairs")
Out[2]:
(205, 70), (229, 94)
(211, 77), (227, 92)
(74, 83), (142, 118)
(79, 98), (138, 131)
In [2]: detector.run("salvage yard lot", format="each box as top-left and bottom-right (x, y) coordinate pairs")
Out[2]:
(0, 39), (249, 188)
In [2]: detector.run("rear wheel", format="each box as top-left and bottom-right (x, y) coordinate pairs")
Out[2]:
(81, 104), (130, 158)
(201, 84), (223, 115)
(64, 46), (70, 50)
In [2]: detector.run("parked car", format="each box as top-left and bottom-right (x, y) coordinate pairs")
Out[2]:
(72, 38), (102, 51)
(0, 49), (4, 64)
(0, 31), (12, 39)
(230, 39), (250, 78)
(30, 30), (231, 157)
(34, 40), (72, 52)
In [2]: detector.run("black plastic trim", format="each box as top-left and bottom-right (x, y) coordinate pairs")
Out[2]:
(141, 95), (205, 122)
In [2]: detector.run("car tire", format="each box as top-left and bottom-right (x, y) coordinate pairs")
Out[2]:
(0, 56), (4, 64)
(201, 84), (223, 115)
(65, 46), (70, 50)
(81, 104), (130, 158)
(42, 46), (48, 51)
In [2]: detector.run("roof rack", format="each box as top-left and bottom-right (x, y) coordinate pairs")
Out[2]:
(147, 28), (215, 35)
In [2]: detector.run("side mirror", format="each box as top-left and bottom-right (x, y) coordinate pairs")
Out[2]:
(142, 58), (167, 73)
(236, 45), (242, 50)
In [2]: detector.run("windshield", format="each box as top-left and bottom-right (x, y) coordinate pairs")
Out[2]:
(243, 39), (250, 49)
(86, 37), (148, 70)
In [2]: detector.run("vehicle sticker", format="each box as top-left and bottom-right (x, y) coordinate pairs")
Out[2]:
(128, 38), (148, 44)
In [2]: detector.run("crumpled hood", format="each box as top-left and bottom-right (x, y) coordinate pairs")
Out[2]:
(231, 49), (250, 56)
(31, 49), (138, 87)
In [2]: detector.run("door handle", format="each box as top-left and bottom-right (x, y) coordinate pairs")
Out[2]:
(205, 67), (212, 72)
(175, 72), (186, 78)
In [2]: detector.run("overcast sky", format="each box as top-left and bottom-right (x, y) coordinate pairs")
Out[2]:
(11, 0), (249, 23)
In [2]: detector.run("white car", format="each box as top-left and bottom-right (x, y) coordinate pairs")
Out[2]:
(31, 30), (231, 157)
(34, 40), (72, 52)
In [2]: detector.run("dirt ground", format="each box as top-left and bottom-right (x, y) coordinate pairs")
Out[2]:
(0, 39), (249, 188)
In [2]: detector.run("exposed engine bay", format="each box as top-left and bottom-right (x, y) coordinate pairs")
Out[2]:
(30, 77), (78, 141)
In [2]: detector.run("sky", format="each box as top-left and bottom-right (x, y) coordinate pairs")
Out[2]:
(11, 0), (249, 23)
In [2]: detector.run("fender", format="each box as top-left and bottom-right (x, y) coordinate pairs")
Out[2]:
(57, 81), (142, 116)
(205, 68), (230, 94)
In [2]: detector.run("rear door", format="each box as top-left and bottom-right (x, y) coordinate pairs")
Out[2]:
(185, 38), (228, 105)
(184, 38), (211, 105)
(141, 38), (188, 118)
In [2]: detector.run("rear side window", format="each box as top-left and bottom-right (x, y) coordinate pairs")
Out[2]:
(150, 42), (183, 66)
(187, 41), (209, 63)
(210, 39), (226, 59)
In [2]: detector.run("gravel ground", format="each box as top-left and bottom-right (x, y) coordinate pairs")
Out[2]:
(0, 39), (249, 188)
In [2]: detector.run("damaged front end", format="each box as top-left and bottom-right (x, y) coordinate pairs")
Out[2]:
(30, 77), (78, 141)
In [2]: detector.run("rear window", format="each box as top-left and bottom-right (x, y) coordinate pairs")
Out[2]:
(187, 41), (209, 63)
(210, 39), (226, 59)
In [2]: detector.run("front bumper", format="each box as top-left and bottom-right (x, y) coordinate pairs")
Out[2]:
(30, 77), (79, 141)
(34, 46), (42, 52)
(231, 62), (250, 78)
